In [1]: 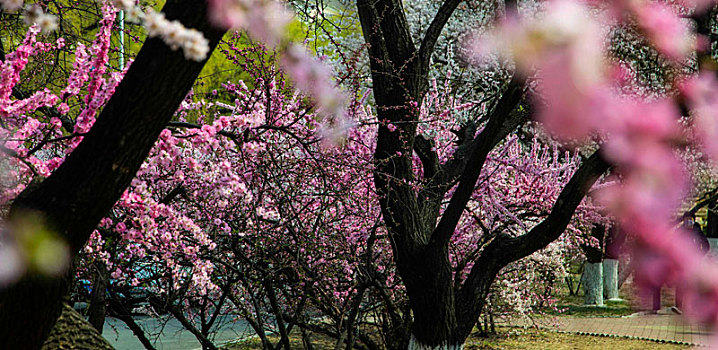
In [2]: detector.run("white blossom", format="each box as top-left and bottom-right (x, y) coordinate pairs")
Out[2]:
(112, 0), (134, 11)
(144, 9), (166, 37)
(181, 29), (210, 62)
(0, 0), (22, 12)
(23, 6), (58, 34)
(143, 9), (210, 61)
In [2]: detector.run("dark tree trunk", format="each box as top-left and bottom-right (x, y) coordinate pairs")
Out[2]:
(581, 225), (606, 264)
(87, 261), (108, 332)
(708, 202), (718, 238)
(0, 1), (225, 348)
(400, 245), (461, 348)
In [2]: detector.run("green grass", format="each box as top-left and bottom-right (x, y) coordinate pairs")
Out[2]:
(546, 293), (634, 317)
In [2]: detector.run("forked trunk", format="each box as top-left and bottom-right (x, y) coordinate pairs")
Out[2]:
(398, 245), (466, 349)
(399, 244), (496, 350)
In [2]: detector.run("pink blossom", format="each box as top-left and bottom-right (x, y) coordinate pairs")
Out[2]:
(207, 0), (291, 47)
(631, 1), (694, 61)
(682, 73), (718, 160)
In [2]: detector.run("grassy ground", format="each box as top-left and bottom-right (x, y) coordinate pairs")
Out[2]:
(229, 278), (690, 349)
(227, 327), (690, 350)
(544, 276), (681, 317)
(465, 327), (690, 350)
(546, 293), (634, 317)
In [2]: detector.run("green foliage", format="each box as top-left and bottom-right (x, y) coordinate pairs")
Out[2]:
(195, 19), (310, 94)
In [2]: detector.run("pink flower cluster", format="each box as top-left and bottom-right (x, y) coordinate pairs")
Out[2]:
(281, 45), (349, 144)
(0, 4), (122, 203)
(206, 0), (349, 144)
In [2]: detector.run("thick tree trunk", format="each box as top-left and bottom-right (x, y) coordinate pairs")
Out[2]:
(399, 245), (463, 347)
(0, 2), (225, 347)
(603, 258), (620, 300)
(41, 303), (113, 350)
(583, 262), (604, 306)
(403, 238), (509, 348)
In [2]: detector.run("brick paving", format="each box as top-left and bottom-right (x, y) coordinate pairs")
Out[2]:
(501, 312), (714, 347)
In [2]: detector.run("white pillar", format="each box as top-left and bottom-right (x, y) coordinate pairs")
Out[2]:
(583, 262), (604, 306)
(119, 10), (125, 70)
(603, 258), (620, 300)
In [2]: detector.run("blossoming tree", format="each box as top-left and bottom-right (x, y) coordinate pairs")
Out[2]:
(1, 0), (718, 349)
(78, 61), (602, 348)
(351, 0), (718, 348)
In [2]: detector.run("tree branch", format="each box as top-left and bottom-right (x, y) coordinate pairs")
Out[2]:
(455, 149), (610, 335)
(162, 300), (220, 350)
(107, 297), (158, 350)
(430, 75), (525, 246)
(414, 134), (440, 180)
(418, 0), (464, 71)
(499, 150), (610, 263)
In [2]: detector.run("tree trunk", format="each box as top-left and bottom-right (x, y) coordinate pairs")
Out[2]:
(707, 202), (718, 238)
(407, 335), (464, 350)
(400, 246), (465, 349)
(87, 261), (108, 332)
(41, 303), (113, 350)
(603, 258), (620, 300)
(0, 2), (225, 347)
(583, 262), (604, 306)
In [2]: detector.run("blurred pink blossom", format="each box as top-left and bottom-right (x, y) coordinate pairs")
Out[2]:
(631, 1), (694, 61)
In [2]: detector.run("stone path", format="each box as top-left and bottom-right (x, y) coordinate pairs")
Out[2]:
(501, 311), (714, 347)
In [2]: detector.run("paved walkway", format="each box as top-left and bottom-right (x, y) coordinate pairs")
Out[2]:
(501, 311), (714, 347)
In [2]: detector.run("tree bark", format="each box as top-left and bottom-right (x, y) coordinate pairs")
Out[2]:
(407, 335), (464, 350)
(41, 303), (114, 350)
(0, 1), (225, 348)
(708, 202), (718, 238)
(87, 261), (108, 332)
